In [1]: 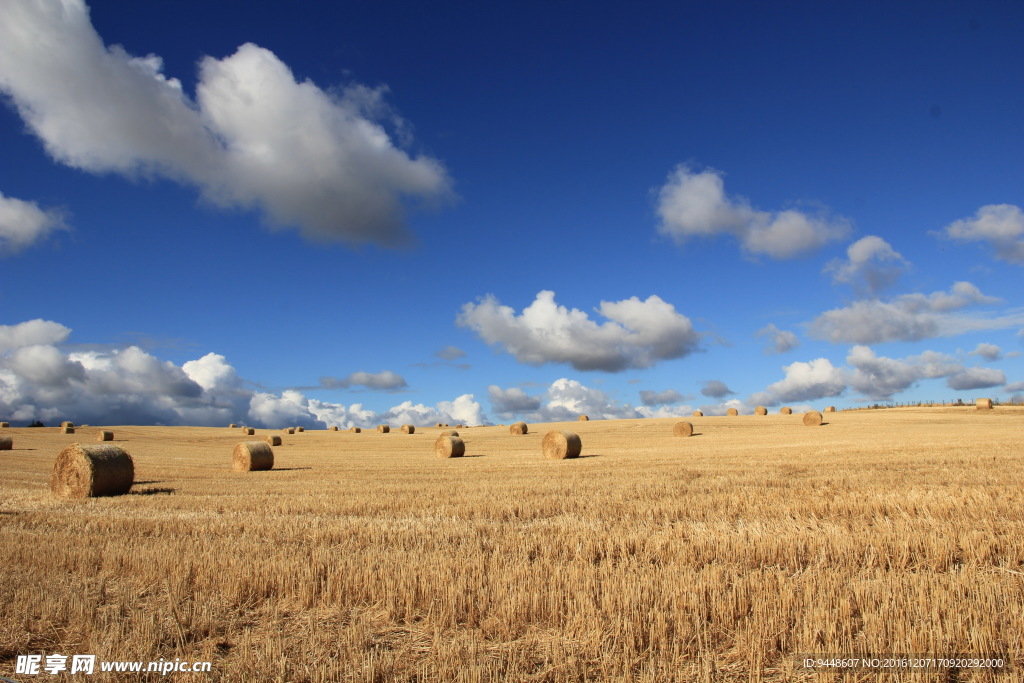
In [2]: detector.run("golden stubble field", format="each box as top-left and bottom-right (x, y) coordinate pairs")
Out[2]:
(1, 407), (1022, 682)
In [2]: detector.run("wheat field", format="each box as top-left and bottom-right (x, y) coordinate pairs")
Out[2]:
(1, 407), (1022, 681)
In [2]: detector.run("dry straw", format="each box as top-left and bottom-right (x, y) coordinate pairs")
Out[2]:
(976, 398), (993, 410)
(672, 421), (694, 437)
(401, 424), (415, 434)
(577, 415), (589, 421)
(97, 430), (113, 442)
(754, 406), (767, 415)
(542, 430), (582, 459)
(780, 407), (792, 415)
(456, 424), (464, 429)
(434, 435), (465, 458)
(0, 436), (11, 451)
(692, 410), (703, 417)
(510, 421), (528, 435)
(377, 425), (390, 433)
(265, 435), (282, 446)
(726, 408), (738, 416)
(349, 427), (361, 433)
(61, 426), (75, 434)
(51, 443), (134, 498)
(803, 410), (823, 426)
(242, 427), (254, 436)
(232, 441), (274, 472)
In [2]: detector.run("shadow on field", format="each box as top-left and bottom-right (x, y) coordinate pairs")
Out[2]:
(577, 454), (602, 459)
(134, 480), (167, 485)
(271, 467), (313, 471)
(131, 487), (175, 496)
(462, 454), (486, 458)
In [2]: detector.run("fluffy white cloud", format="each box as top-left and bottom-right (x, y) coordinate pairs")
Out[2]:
(1003, 381), (1024, 393)
(0, 319), (71, 352)
(320, 370), (407, 391)
(182, 352), (241, 391)
(655, 165), (849, 259)
(946, 367), (1006, 391)
(940, 204), (1024, 264)
(457, 290), (701, 372)
(0, 0), (451, 247)
(748, 358), (846, 405)
(488, 385), (542, 416)
(0, 192), (66, 254)
(824, 235), (910, 294)
(487, 378), (692, 422)
(638, 389), (685, 406)
(809, 282), (1017, 344)
(968, 343), (1002, 361)
(755, 323), (799, 355)
(845, 345), (961, 400)
(700, 379), (735, 398)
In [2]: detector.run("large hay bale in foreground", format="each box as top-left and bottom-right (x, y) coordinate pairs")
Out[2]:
(542, 430), (582, 459)
(349, 427), (362, 433)
(401, 424), (415, 434)
(377, 425), (390, 433)
(673, 421), (693, 437)
(803, 411), (823, 426)
(97, 430), (113, 442)
(434, 435), (465, 458)
(780, 407), (792, 415)
(824, 406), (836, 413)
(0, 436), (12, 450)
(61, 426), (75, 434)
(754, 406), (767, 415)
(265, 435), (282, 446)
(976, 398), (993, 410)
(726, 408), (738, 416)
(510, 421), (528, 435)
(577, 415), (589, 421)
(232, 441), (274, 472)
(51, 443), (134, 498)
(692, 410), (703, 417)
(242, 427), (254, 436)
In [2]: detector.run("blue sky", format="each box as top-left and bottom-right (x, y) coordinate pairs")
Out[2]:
(1, 0), (1022, 427)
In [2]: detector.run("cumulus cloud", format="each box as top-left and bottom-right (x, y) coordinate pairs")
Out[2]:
(488, 378), (692, 421)
(0, 191), (67, 254)
(940, 204), (1024, 264)
(700, 380), (735, 398)
(655, 165), (849, 259)
(457, 290), (701, 372)
(488, 385), (542, 416)
(0, 0), (451, 247)
(809, 282), (1018, 344)
(0, 319), (71, 352)
(1003, 381), (1024, 393)
(845, 345), (961, 400)
(755, 324), (799, 355)
(638, 389), (685, 406)
(946, 367), (1006, 391)
(968, 343), (1002, 361)
(823, 235), (910, 294)
(747, 358), (846, 405)
(319, 370), (407, 391)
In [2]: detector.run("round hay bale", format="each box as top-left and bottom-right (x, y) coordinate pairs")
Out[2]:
(509, 421), (528, 435)
(285, 428), (295, 434)
(754, 406), (767, 416)
(691, 410), (703, 417)
(377, 425), (390, 433)
(440, 429), (459, 437)
(61, 426), (75, 434)
(824, 406), (836, 413)
(435, 422), (443, 428)
(242, 427), (255, 436)
(542, 430), (582, 459)
(0, 421), (9, 428)
(726, 408), (738, 416)
(329, 426), (339, 431)
(229, 423), (238, 429)
(232, 441), (274, 472)
(976, 398), (993, 410)
(349, 426), (362, 433)
(97, 430), (113, 442)
(296, 426), (305, 433)
(780, 407), (792, 415)
(51, 443), (134, 498)
(672, 421), (693, 437)
(265, 434), (282, 446)
(60, 421), (74, 428)
(434, 435), (465, 458)
(0, 436), (12, 450)
(401, 424), (415, 434)
(577, 415), (589, 421)
(803, 410), (823, 427)
(456, 424), (464, 429)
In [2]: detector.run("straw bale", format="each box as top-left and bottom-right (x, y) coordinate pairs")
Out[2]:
(726, 408), (738, 416)
(51, 443), (134, 498)
(266, 435), (282, 446)
(0, 436), (11, 450)
(97, 430), (113, 442)
(377, 425), (390, 433)
(577, 415), (589, 421)
(976, 398), (993, 410)
(780, 407), (792, 415)
(510, 421), (528, 435)
(434, 435), (465, 458)
(401, 424), (415, 434)
(232, 441), (274, 472)
(349, 427), (362, 433)
(542, 430), (582, 459)
(673, 421), (693, 437)
(803, 410), (823, 426)
(691, 410), (703, 417)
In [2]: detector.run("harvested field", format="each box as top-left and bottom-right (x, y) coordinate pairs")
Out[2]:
(0, 408), (1022, 681)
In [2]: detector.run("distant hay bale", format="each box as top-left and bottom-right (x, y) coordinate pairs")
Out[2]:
(60, 421), (74, 428)
(97, 430), (113, 442)
(577, 415), (589, 421)
(976, 398), (993, 410)
(510, 421), (528, 435)
(456, 424), (464, 428)
(435, 422), (443, 428)
(754, 406), (767, 415)
(285, 428), (295, 434)
(229, 423), (238, 429)
(780, 407), (792, 415)
(349, 427), (362, 433)
(61, 426), (75, 434)
(726, 408), (738, 416)
(265, 435), (282, 446)
(0, 436), (11, 450)
(672, 421), (693, 437)
(296, 426), (305, 432)
(692, 410), (703, 417)
(440, 429), (459, 437)
(401, 424), (415, 434)
(242, 427), (254, 436)
(377, 425), (390, 433)
(0, 421), (9, 428)
(232, 441), (274, 472)
(542, 430), (582, 459)
(51, 443), (134, 498)
(824, 406), (836, 413)
(329, 426), (339, 431)
(434, 435), (465, 458)
(803, 410), (823, 427)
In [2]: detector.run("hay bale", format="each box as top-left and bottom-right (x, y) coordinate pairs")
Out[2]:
(577, 415), (589, 421)
(672, 421), (693, 437)
(265, 434), (282, 446)
(435, 422), (443, 428)
(329, 426), (339, 431)
(232, 441), (274, 472)
(824, 406), (836, 413)
(692, 410), (703, 417)
(726, 408), (738, 416)
(401, 424), (415, 434)
(754, 406), (767, 415)
(435, 435), (465, 458)
(456, 424), (464, 429)
(440, 429), (459, 437)
(242, 427), (254, 436)
(780, 407), (792, 415)
(97, 430), (113, 442)
(0, 436), (12, 450)
(0, 421), (9, 428)
(803, 410), (823, 426)
(61, 426), (75, 434)
(349, 427), (362, 433)
(377, 425), (390, 433)
(60, 421), (74, 428)
(296, 426), (305, 432)
(976, 398), (993, 410)
(509, 421), (528, 435)
(542, 430), (582, 459)
(286, 428), (295, 434)
(229, 423), (238, 429)
(51, 443), (134, 498)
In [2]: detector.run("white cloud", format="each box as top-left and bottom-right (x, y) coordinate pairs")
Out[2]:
(1004, 381), (1024, 393)
(0, 0), (451, 247)
(845, 345), (961, 400)
(940, 204), (1024, 264)
(755, 323), (799, 355)
(182, 352), (241, 391)
(0, 191), (67, 254)
(809, 282), (1018, 344)
(638, 389), (685, 406)
(457, 290), (701, 372)
(488, 385), (542, 416)
(946, 367), (1006, 391)
(487, 378), (692, 422)
(824, 235), (910, 294)
(655, 165), (849, 259)
(748, 358), (846, 405)
(968, 343), (1002, 361)
(320, 370), (407, 391)
(0, 319), (71, 352)
(700, 379), (735, 398)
